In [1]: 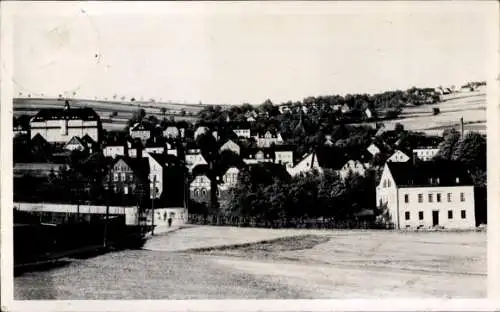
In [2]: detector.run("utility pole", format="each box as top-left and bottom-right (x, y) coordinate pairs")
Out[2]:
(104, 173), (111, 248)
(151, 175), (156, 236)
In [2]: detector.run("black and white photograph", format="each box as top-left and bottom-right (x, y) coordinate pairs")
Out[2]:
(1, 1), (499, 310)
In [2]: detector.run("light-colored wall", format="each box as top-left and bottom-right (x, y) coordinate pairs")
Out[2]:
(233, 129), (251, 138)
(144, 154), (164, 199)
(31, 120), (99, 143)
(275, 151), (293, 167)
(375, 164), (476, 229)
(130, 130), (151, 141)
(104, 146), (126, 158)
(220, 141), (241, 155)
(287, 154), (323, 177)
(146, 207), (188, 228)
(388, 151), (410, 162)
(397, 186), (475, 229)
(413, 149), (439, 161)
(144, 147), (165, 155)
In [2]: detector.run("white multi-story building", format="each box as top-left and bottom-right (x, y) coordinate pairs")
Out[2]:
(413, 148), (440, 162)
(376, 161), (476, 229)
(30, 101), (101, 144)
(274, 150), (294, 168)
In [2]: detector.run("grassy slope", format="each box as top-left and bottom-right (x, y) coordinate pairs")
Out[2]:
(13, 91), (486, 133)
(15, 226), (486, 299)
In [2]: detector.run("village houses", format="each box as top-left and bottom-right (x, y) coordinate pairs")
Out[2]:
(413, 147), (440, 162)
(387, 150), (410, 163)
(129, 122), (152, 142)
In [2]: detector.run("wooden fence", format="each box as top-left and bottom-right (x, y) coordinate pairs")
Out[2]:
(188, 214), (393, 230)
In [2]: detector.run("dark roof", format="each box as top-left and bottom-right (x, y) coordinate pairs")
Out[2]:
(127, 138), (143, 149)
(130, 122), (153, 131)
(271, 144), (295, 152)
(148, 153), (180, 167)
(229, 122), (251, 129)
(31, 107), (100, 122)
(251, 129), (281, 138)
(240, 147), (275, 159)
(387, 161), (473, 187)
(81, 134), (97, 146)
(145, 136), (167, 147)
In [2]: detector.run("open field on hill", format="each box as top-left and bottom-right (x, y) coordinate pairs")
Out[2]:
(13, 98), (211, 129)
(13, 91), (486, 133)
(15, 226), (486, 299)
(362, 91), (486, 135)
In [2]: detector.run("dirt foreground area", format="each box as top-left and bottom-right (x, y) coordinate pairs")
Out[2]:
(15, 226), (486, 299)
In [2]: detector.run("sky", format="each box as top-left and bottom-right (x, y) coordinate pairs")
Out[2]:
(10, 2), (498, 105)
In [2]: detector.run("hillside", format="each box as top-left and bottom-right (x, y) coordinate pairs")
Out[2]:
(358, 91), (486, 135)
(13, 98), (231, 130)
(13, 91), (486, 134)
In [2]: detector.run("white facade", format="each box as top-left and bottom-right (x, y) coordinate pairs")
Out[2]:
(367, 143), (381, 156)
(144, 146), (165, 156)
(275, 150), (294, 168)
(338, 160), (368, 179)
(185, 153), (207, 170)
(233, 129), (251, 138)
(194, 126), (209, 139)
(388, 150), (410, 163)
(30, 119), (99, 143)
(219, 140), (241, 155)
(376, 164), (476, 229)
(163, 126), (180, 138)
(104, 145), (126, 158)
(144, 152), (164, 199)
(167, 148), (178, 156)
(413, 148), (440, 161)
(220, 167), (240, 191)
(253, 131), (284, 148)
(63, 137), (85, 152)
(287, 153), (323, 177)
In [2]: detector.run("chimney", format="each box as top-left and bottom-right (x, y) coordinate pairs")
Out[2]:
(460, 117), (464, 138)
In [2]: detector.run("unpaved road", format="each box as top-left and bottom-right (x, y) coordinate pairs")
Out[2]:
(15, 226), (486, 299)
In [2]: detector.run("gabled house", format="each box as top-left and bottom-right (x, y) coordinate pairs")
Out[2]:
(387, 150), (410, 163)
(219, 139), (241, 155)
(287, 152), (323, 177)
(232, 122), (252, 138)
(105, 157), (150, 200)
(413, 147), (440, 162)
(242, 147), (274, 165)
(81, 134), (98, 154)
(272, 145), (295, 168)
(376, 161), (476, 229)
(337, 159), (369, 179)
(63, 136), (86, 152)
(127, 138), (143, 158)
(367, 143), (381, 156)
(143, 152), (184, 206)
(194, 126), (209, 139)
(185, 149), (208, 171)
(252, 130), (284, 148)
(103, 136), (128, 159)
(163, 125), (180, 139)
(129, 122), (152, 142)
(143, 136), (170, 156)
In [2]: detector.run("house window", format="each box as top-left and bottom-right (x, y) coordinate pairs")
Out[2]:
(387, 180), (391, 187)
(419, 211), (424, 220)
(448, 210), (453, 219)
(436, 178), (440, 184)
(418, 194), (423, 203)
(460, 192), (465, 202)
(404, 194), (409, 203)
(201, 189), (207, 196)
(124, 186), (129, 195)
(194, 189), (200, 197)
(114, 173), (119, 181)
(405, 211), (410, 220)
(456, 177), (460, 184)
(447, 193), (452, 202)
(436, 193), (441, 203)
(461, 210), (466, 219)
(121, 173), (126, 181)
(428, 193), (433, 203)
